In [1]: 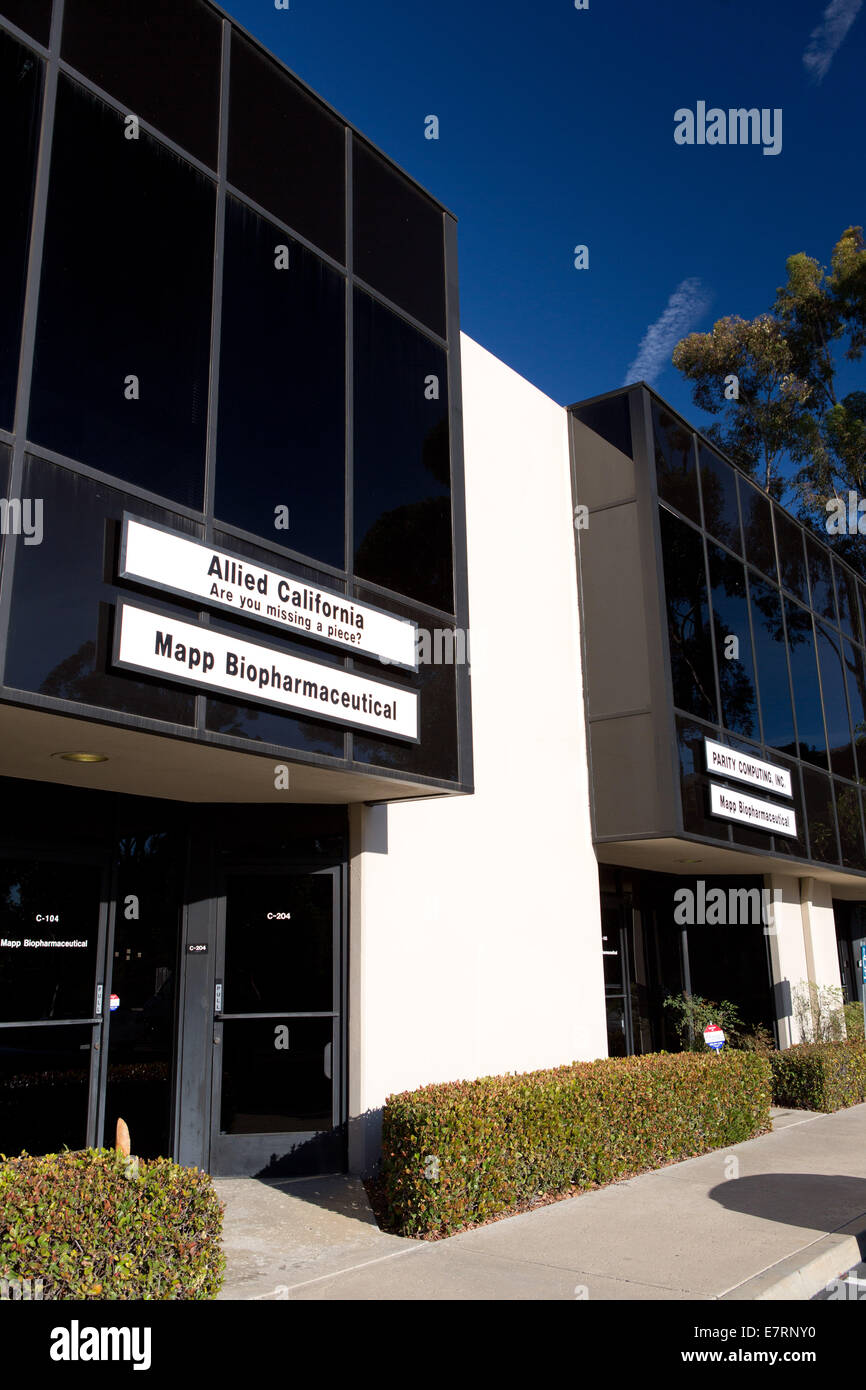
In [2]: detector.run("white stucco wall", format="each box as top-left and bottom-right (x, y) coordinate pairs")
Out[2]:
(348, 334), (606, 1172)
(765, 873), (844, 1044)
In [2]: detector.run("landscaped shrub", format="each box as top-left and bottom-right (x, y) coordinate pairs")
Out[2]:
(0, 1148), (225, 1299)
(381, 1051), (771, 1237)
(770, 1040), (866, 1113)
(843, 1001), (864, 1041)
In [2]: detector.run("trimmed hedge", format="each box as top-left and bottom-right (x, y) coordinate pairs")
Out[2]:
(770, 1041), (866, 1113)
(381, 1051), (771, 1236)
(0, 1148), (225, 1299)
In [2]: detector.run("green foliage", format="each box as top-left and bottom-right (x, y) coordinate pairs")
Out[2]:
(770, 1041), (866, 1112)
(792, 979), (846, 1042)
(662, 991), (746, 1050)
(672, 226), (866, 568)
(381, 1052), (771, 1237)
(0, 1148), (225, 1299)
(843, 1001), (865, 1040)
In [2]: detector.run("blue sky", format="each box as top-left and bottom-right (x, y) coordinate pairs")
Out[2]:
(221, 0), (864, 431)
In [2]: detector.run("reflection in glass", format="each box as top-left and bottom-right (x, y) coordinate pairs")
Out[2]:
(0, 1024), (92, 1155)
(748, 574), (795, 753)
(215, 197), (345, 566)
(220, 1017), (333, 1135)
(353, 138), (446, 337)
(802, 768), (839, 864)
(659, 510), (716, 723)
(843, 639), (866, 780)
(699, 447), (741, 553)
(29, 77), (214, 507)
(739, 482), (777, 582)
(102, 829), (181, 1160)
(806, 537), (837, 623)
(707, 544), (758, 737)
(677, 717), (730, 840)
(223, 875), (333, 1014)
(816, 623), (854, 779)
(774, 509), (808, 604)
(653, 403), (700, 523)
(572, 394), (633, 458)
(834, 560), (862, 645)
(784, 599), (826, 768)
(0, 860), (101, 1022)
(228, 33), (345, 264)
(61, 0), (222, 167)
(0, 31), (42, 431)
(353, 289), (452, 612)
(0, 0), (51, 42)
(836, 780), (866, 870)
(6, 456), (197, 725)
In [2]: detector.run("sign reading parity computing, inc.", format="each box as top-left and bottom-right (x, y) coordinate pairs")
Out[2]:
(704, 738), (793, 799)
(113, 602), (418, 742)
(119, 515), (417, 670)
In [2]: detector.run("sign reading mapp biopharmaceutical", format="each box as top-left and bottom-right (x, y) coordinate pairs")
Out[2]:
(119, 515), (417, 670)
(709, 783), (797, 838)
(704, 738), (793, 799)
(113, 601), (418, 742)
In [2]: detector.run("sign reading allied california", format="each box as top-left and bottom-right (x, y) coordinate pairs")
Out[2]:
(119, 516), (417, 669)
(113, 601), (418, 742)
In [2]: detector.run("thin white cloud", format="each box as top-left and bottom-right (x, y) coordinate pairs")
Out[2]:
(803, 0), (863, 82)
(623, 278), (712, 387)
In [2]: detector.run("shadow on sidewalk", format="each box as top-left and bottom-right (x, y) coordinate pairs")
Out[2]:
(708, 1174), (866, 1233)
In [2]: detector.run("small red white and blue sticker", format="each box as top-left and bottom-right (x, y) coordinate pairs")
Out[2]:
(703, 1024), (725, 1051)
(109, 993), (120, 1011)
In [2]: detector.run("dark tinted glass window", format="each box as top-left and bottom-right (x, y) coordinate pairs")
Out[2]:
(572, 394), (632, 458)
(707, 544), (758, 738)
(228, 34), (345, 264)
(5, 456), (197, 724)
(802, 767), (839, 863)
(762, 750), (808, 861)
(353, 289), (452, 612)
(659, 509), (716, 723)
(0, 31), (42, 430)
(748, 573), (794, 753)
(834, 560), (862, 644)
(699, 447), (740, 553)
(843, 639), (866, 779)
(836, 780), (866, 870)
(740, 481), (777, 581)
(215, 198), (345, 567)
(784, 599), (826, 769)
(774, 508), (808, 604)
(29, 78), (214, 507)
(353, 138), (445, 338)
(0, 0), (51, 44)
(816, 622), (854, 779)
(806, 536), (837, 623)
(676, 717), (729, 840)
(652, 403), (699, 524)
(61, 0), (221, 167)
(352, 588), (459, 783)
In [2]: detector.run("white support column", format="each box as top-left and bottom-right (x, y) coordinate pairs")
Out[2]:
(764, 873), (810, 1047)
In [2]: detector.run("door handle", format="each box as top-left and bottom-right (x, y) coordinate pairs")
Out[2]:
(323, 1041), (332, 1080)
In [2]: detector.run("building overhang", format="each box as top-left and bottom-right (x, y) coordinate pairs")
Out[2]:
(596, 836), (866, 900)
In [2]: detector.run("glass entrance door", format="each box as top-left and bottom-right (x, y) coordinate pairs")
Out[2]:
(209, 866), (345, 1176)
(0, 856), (107, 1156)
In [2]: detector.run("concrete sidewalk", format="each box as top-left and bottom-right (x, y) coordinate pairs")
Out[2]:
(215, 1104), (866, 1301)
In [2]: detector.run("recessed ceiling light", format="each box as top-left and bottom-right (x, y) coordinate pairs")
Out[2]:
(52, 752), (109, 764)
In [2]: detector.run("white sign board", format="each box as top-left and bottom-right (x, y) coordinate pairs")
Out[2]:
(113, 601), (418, 742)
(119, 515), (417, 670)
(709, 782), (798, 838)
(704, 738), (792, 799)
